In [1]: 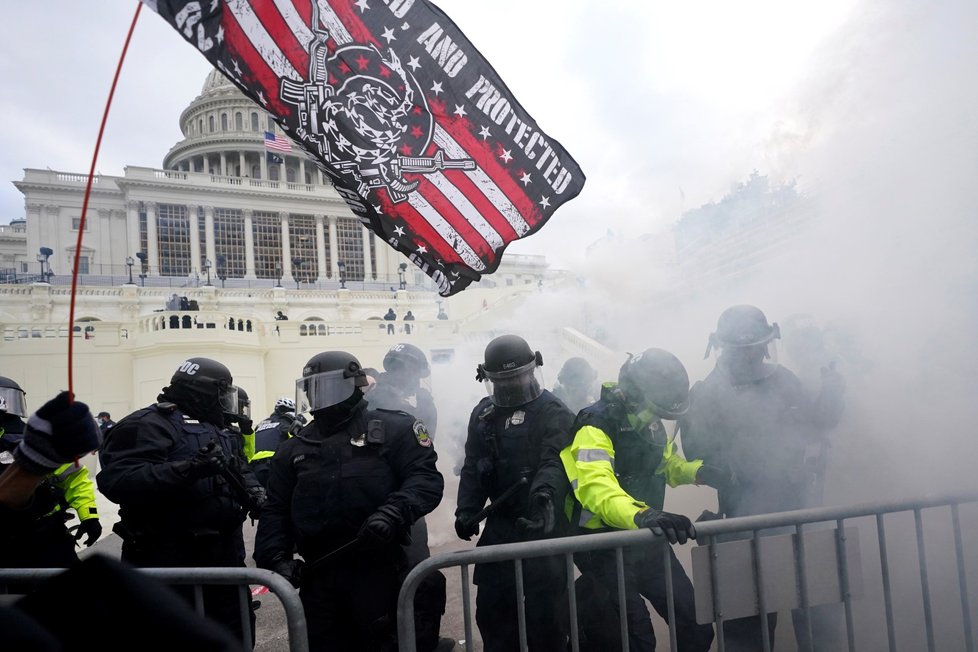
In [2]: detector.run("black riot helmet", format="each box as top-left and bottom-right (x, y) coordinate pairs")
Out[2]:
(297, 350), (368, 413)
(168, 357), (238, 416)
(476, 334), (544, 407)
(706, 305), (781, 356)
(0, 375), (27, 418)
(558, 357), (597, 388)
(383, 342), (431, 379)
(617, 348), (690, 419)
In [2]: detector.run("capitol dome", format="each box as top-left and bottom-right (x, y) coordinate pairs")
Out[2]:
(162, 70), (311, 183)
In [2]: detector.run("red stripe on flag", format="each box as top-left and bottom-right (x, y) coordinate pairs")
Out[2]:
(291, 0), (313, 28)
(249, 1), (311, 76)
(377, 197), (463, 265)
(438, 167), (522, 244)
(413, 177), (496, 259)
(220, 10), (296, 118)
(327, 1), (383, 49)
(437, 114), (545, 230)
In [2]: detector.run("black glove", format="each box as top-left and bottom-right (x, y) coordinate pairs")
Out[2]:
(246, 485), (267, 520)
(187, 441), (228, 480)
(516, 489), (555, 535)
(357, 504), (403, 546)
(14, 391), (100, 475)
(695, 464), (732, 489)
(696, 509), (724, 523)
(238, 418), (254, 435)
(271, 557), (304, 589)
(69, 518), (102, 547)
(454, 514), (479, 541)
(634, 508), (697, 545)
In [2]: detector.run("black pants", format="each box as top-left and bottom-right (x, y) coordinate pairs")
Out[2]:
(120, 530), (255, 649)
(300, 555), (401, 652)
(475, 574), (569, 652)
(577, 543), (714, 651)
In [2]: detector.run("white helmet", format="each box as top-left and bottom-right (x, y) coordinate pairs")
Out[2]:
(274, 396), (296, 413)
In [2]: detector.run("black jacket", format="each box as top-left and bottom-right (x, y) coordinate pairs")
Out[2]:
(680, 362), (844, 518)
(253, 404), (443, 567)
(455, 391), (575, 585)
(97, 404), (258, 538)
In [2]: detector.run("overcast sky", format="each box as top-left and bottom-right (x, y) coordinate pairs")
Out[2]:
(0, 0), (870, 269)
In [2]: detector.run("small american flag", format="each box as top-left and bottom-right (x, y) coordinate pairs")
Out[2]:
(264, 131), (292, 153)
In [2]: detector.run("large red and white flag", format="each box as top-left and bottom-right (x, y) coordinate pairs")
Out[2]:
(142, 0), (585, 296)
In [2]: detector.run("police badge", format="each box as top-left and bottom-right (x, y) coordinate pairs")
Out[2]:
(413, 420), (432, 447)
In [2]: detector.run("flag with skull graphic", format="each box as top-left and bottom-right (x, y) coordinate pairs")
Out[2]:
(142, 0), (585, 296)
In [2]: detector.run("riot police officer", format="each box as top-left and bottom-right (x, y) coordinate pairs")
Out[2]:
(367, 342), (449, 652)
(254, 351), (443, 652)
(97, 357), (262, 647)
(455, 334), (576, 652)
(681, 305), (846, 651)
(248, 396), (304, 488)
(561, 349), (715, 651)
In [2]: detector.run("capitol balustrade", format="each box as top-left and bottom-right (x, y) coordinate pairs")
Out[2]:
(126, 166), (334, 198)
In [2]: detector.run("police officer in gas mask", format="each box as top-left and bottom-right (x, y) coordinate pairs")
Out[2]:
(254, 351), (443, 652)
(97, 357), (262, 647)
(455, 334), (577, 652)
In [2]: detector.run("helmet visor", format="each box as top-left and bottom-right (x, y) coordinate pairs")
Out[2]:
(238, 400), (251, 420)
(482, 361), (544, 407)
(217, 385), (239, 416)
(717, 341), (780, 382)
(0, 387), (27, 418)
(297, 369), (359, 413)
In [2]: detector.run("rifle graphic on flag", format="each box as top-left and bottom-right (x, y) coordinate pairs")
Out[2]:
(141, 0), (585, 296)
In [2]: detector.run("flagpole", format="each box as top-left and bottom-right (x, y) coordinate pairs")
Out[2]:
(67, 1), (142, 400)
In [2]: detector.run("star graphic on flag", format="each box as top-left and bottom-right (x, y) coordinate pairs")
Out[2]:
(407, 56), (421, 72)
(519, 172), (532, 185)
(372, 204), (383, 214)
(479, 126), (491, 140)
(417, 245), (428, 254)
(356, 55), (370, 70)
(394, 226), (405, 236)
(454, 105), (467, 117)
(431, 81), (444, 96)
(499, 149), (513, 164)
(233, 59), (242, 75)
(355, 0), (369, 12)
(382, 27), (397, 43)
(539, 196), (551, 209)
(257, 90), (267, 106)
(216, 25), (224, 44)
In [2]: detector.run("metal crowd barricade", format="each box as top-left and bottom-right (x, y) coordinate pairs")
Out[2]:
(397, 490), (978, 652)
(0, 565), (308, 652)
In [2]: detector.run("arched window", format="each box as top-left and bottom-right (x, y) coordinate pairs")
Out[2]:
(251, 164), (260, 178)
(221, 114), (228, 131)
(251, 112), (259, 131)
(208, 115), (215, 132)
(197, 118), (203, 135)
(269, 166), (280, 181)
(235, 112), (243, 130)
(305, 171), (313, 184)
(286, 167), (297, 183)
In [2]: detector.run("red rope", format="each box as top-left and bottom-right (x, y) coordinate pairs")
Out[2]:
(68, 2), (142, 400)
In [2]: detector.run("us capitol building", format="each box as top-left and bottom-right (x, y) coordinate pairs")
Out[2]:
(0, 70), (615, 425)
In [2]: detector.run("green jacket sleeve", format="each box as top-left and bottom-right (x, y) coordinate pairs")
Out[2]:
(53, 461), (99, 521)
(655, 437), (703, 488)
(564, 425), (646, 530)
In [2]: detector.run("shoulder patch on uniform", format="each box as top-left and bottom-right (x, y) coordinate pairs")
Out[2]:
(413, 420), (432, 447)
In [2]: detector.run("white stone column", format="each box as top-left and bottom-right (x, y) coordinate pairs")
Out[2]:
(188, 204), (201, 274)
(126, 201), (140, 259)
(280, 212), (292, 277)
(361, 227), (373, 281)
(145, 201), (159, 273)
(220, 152), (227, 176)
(314, 214), (326, 281)
(204, 206), (216, 272)
(244, 209), (256, 279)
(260, 153), (268, 180)
(374, 231), (389, 285)
(238, 152), (246, 178)
(327, 215), (339, 278)
(299, 158), (307, 185)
